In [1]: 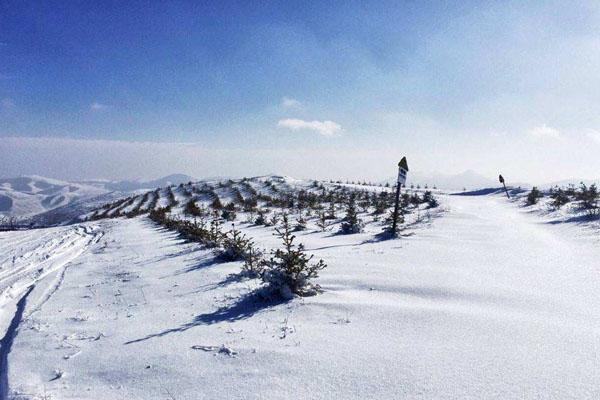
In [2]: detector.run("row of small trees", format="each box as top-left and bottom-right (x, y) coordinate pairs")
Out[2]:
(148, 208), (326, 298)
(526, 183), (599, 215)
(91, 180), (440, 235)
(326, 179), (438, 190)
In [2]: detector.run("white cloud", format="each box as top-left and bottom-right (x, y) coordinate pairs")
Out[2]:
(586, 129), (600, 144)
(281, 97), (302, 109)
(527, 124), (561, 139)
(90, 102), (107, 111)
(277, 118), (343, 137)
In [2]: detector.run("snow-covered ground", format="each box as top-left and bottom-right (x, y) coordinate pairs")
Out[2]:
(1, 192), (600, 399)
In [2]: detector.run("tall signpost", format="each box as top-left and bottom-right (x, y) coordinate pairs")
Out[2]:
(499, 174), (510, 199)
(392, 157), (409, 236)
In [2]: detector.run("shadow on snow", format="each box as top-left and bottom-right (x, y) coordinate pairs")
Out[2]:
(124, 289), (286, 345)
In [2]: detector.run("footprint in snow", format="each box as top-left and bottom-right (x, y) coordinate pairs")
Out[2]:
(191, 345), (238, 357)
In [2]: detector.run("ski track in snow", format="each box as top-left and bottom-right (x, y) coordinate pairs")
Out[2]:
(0, 286), (34, 400)
(0, 225), (103, 312)
(0, 224), (102, 398)
(3, 194), (600, 399)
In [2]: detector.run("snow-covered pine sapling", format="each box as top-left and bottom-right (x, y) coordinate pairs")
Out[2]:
(359, 197), (371, 213)
(268, 212), (280, 227)
(166, 186), (177, 207)
(526, 187), (543, 206)
(149, 207), (169, 224)
(206, 211), (224, 247)
(383, 201), (405, 237)
(243, 196), (258, 213)
(326, 200), (336, 220)
(185, 199), (205, 217)
(551, 188), (570, 209)
(316, 212), (328, 232)
(241, 245), (265, 278)
(339, 193), (364, 234)
(221, 208), (236, 221)
(294, 215), (307, 231)
(577, 183), (599, 213)
(210, 196), (223, 210)
(217, 224), (254, 262)
(410, 193), (421, 207)
(254, 209), (266, 225)
(147, 189), (159, 211)
(261, 214), (327, 298)
(372, 194), (387, 215)
(422, 191), (439, 208)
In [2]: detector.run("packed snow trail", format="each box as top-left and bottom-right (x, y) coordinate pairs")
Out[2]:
(4, 194), (600, 399)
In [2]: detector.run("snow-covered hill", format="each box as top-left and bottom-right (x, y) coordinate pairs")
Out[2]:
(0, 174), (199, 225)
(78, 173), (197, 192)
(0, 176), (107, 220)
(2, 189), (600, 399)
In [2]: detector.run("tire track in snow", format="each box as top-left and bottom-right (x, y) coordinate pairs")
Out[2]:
(0, 225), (103, 312)
(0, 285), (34, 400)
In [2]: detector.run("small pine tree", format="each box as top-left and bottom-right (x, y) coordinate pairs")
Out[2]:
(294, 216), (307, 231)
(422, 191), (438, 208)
(241, 246), (265, 278)
(526, 187), (543, 206)
(185, 200), (205, 217)
(339, 193), (363, 234)
(221, 209), (236, 221)
(267, 212), (280, 227)
(316, 212), (328, 232)
(254, 209), (266, 225)
(261, 214), (327, 298)
(217, 224), (253, 261)
(551, 188), (570, 209)
(210, 197), (223, 210)
(326, 200), (336, 220)
(383, 204), (405, 237)
(577, 183), (599, 211)
(206, 211), (223, 247)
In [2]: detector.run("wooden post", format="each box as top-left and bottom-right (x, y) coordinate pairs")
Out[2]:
(392, 157), (409, 236)
(391, 181), (402, 236)
(499, 174), (510, 199)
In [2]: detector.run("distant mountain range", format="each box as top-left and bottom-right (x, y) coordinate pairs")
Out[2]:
(78, 173), (197, 192)
(0, 176), (107, 219)
(0, 174), (197, 222)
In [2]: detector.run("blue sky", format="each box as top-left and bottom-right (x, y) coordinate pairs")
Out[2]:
(2, 1), (600, 182)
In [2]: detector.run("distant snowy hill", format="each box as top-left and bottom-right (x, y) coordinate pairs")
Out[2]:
(0, 174), (199, 224)
(78, 173), (197, 192)
(0, 176), (107, 219)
